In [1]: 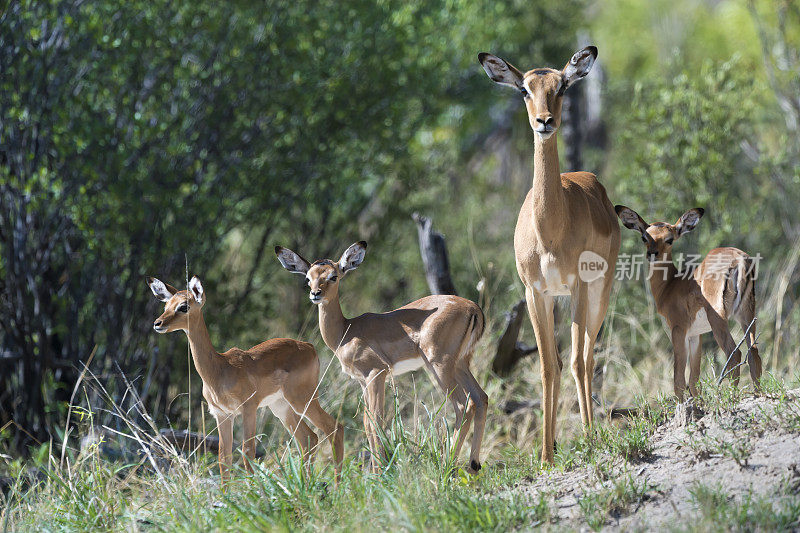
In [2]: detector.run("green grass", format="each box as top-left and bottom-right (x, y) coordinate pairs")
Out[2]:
(0, 393), (666, 532)
(1, 397), (556, 532)
(3, 378), (798, 531)
(2, 446), (551, 532)
(680, 483), (800, 532)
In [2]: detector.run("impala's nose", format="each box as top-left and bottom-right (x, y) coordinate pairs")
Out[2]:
(153, 319), (166, 332)
(536, 115), (553, 125)
(310, 289), (322, 302)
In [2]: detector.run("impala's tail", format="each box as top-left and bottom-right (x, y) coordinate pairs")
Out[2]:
(458, 306), (485, 360)
(729, 255), (756, 320)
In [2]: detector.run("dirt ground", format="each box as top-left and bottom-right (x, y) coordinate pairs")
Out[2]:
(508, 390), (800, 531)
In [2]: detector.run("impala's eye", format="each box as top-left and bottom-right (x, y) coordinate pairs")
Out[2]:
(641, 236), (647, 244)
(177, 303), (188, 313)
(519, 88), (528, 99)
(665, 238), (674, 245)
(329, 275), (338, 283)
(306, 279), (311, 287)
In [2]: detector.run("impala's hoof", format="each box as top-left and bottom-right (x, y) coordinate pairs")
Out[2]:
(469, 460), (482, 473)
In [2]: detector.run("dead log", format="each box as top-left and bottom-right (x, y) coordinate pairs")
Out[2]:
(501, 399), (541, 415)
(412, 213), (457, 295)
(492, 299), (537, 376)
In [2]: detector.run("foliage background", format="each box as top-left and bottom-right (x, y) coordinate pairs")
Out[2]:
(1, 0), (799, 461)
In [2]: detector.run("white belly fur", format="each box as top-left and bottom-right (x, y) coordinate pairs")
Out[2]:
(206, 390), (283, 420)
(258, 392), (282, 409)
(687, 308), (711, 337)
(392, 357), (425, 375)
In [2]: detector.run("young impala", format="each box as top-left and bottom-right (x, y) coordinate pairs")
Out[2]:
(615, 206), (762, 399)
(479, 46), (620, 462)
(147, 276), (343, 480)
(275, 242), (488, 473)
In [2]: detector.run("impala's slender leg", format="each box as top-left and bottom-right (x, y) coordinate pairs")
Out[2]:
(363, 370), (387, 473)
(217, 414), (234, 482)
(687, 336), (702, 397)
(737, 309), (762, 388)
(708, 307), (741, 386)
(744, 325), (762, 388)
(570, 281), (589, 428)
(241, 404), (258, 473)
(526, 287), (558, 463)
(429, 363), (471, 461)
(550, 342), (564, 453)
(284, 393), (344, 480)
(584, 274), (614, 427)
(671, 327), (688, 401)
(457, 366), (488, 472)
(272, 398), (318, 468)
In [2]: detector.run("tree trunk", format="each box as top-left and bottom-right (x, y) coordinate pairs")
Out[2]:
(492, 299), (538, 376)
(412, 213), (458, 295)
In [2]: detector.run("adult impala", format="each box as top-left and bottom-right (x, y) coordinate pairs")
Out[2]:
(147, 276), (343, 480)
(479, 46), (620, 462)
(615, 206), (761, 399)
(275, 241), (488, 473)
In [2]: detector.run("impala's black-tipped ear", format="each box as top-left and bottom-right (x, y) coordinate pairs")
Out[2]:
(338, 241), (367, 274)
(188, 275), (205, 305)
(147, 277), (177, 302)
(615, 205), (649, 234)
(562, 46), (597, 89)
(275, 246), (311, 275)
(675, 208), (705, 236)
(478, 53), (525, 90)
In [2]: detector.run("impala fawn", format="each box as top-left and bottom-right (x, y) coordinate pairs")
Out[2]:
(275, 241), (488, 473)
(147, 276), (343, 480)
(615, 206), (762, 399)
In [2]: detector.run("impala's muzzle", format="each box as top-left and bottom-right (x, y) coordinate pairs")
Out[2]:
(310, 290), (323, 304)
(153, 319), (167, 333)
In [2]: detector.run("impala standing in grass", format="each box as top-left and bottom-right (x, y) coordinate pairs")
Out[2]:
(275, 241), (488, 473)
(147, 276), (344, 481)
(479, 46), (620, 463)
(615, 206), (761, 399)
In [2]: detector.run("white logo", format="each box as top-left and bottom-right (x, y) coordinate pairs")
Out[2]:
(578, 251), (608, 282)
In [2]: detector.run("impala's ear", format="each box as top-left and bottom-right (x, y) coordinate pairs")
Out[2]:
(274, 246), (311, 275)
(478, 53), (525, 90)
(562, 46), (597, 89)
(615, 205), (649, 234)
(675, 208), (705, 237)
(188, 276), (205, 305)
(338, 241), (367, 274)
(147, 277), (177, 302)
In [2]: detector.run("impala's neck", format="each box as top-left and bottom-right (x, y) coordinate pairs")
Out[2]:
(647, 252), (679, 305)
(183, 313), (225, 383)
(532, 133), (567, 241)
(317, 296), (347, 353)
